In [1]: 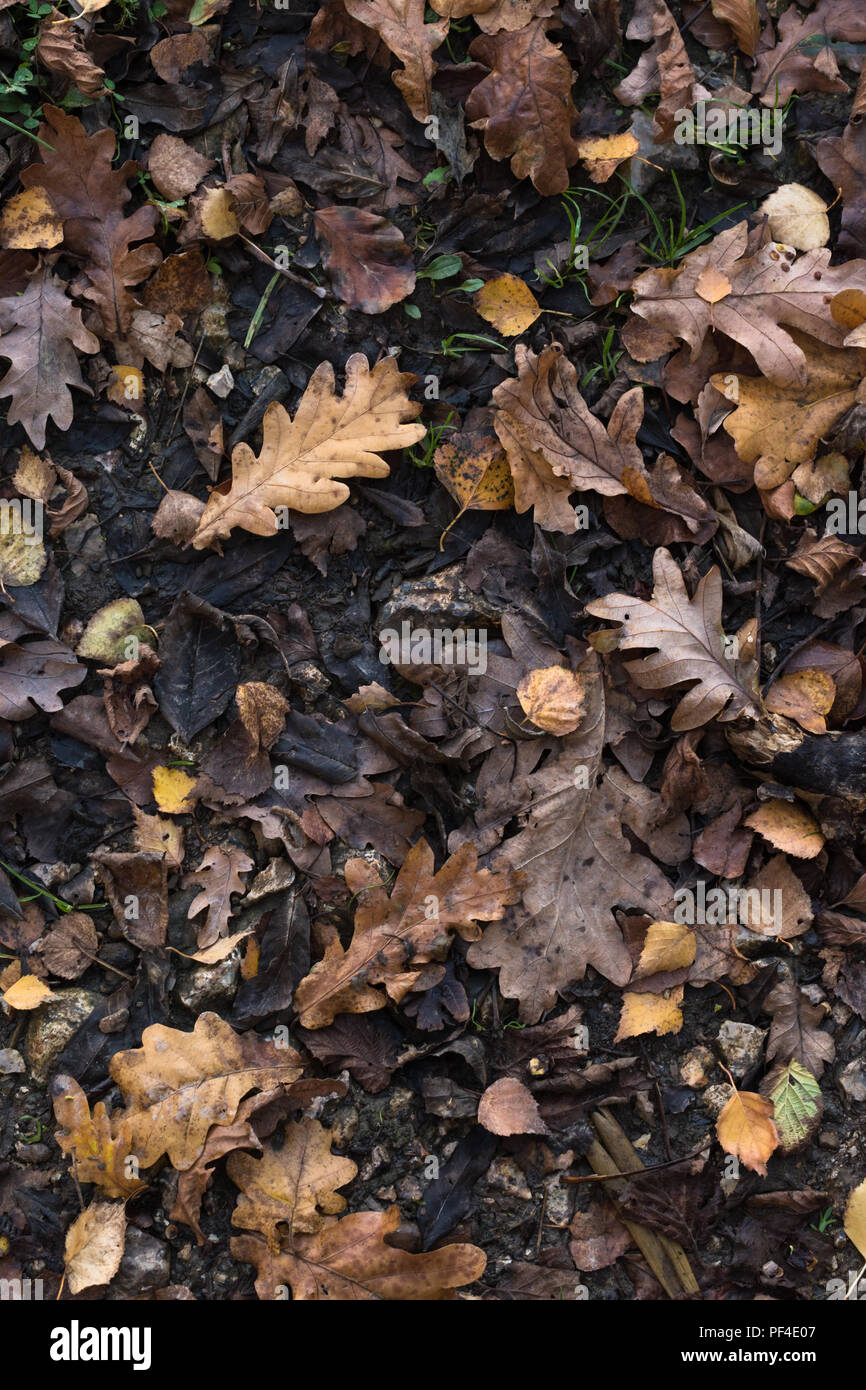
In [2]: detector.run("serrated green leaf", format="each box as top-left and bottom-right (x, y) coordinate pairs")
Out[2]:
(769, 1060), (822, 1151)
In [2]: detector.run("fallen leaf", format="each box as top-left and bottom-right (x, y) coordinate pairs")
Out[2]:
(760, 184), (830, 252)
(228, 1117), (357, 1249)
(516, 665), (588, 734)
(765, 1061), (822, 1153)
(185, 845), (254, 948)
(342, 0), (447, 120)
(64, 1201), (126, 1295)
(473, 273), (540, 335)
(314, 205), (415, 313)
(192, 355), (425, 548)
(615, 986), (684, 1039)
(744, 800), (825, 859)
(0, 186), (63, 250)
(465, 20), (581, 195)
(433, 429), (515, 527)
(2, 973), (55, 1009)
(152, 765), (198, 815)
(716, 1085), (779, 1175)
(634, 920), (696, 976)
(711, 0), (759, 57)
(844, 1177), (866, 1260)
(477, 1077), (547, 1135)
(575, 132), (639, 183)
(765, 668), (835, 734)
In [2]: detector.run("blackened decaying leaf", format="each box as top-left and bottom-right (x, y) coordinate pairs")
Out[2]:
(417, 1128), (497, 1249)
(153, 592), (241, 743)
(297, 1012), (403, 1093)
(231, 890), (311, 1028)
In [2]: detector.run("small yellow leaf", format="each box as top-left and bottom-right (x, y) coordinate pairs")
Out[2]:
(0, 186), (63, 250)
(152, 765), (198, 814)
(745, 799), (825, 858)
(575, 132), (639, 183)
(635, 920), (696, 976)
(474, 274), (540, 336)
(716, 1086), (779, 1175)
(516, 666), (588, 735)
(200, 186), (240, 241)
(695, 267), (732, 304)
(2, 974), (55, 1010)
(615, 988), (684, 1040)
(108, 366), (145, 408)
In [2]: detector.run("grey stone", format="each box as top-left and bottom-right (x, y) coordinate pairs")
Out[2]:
(625, 111), (701, 195)
(0, 1048), (25, 1074)
(25, 988), (100, 1085)
(175, 956), (240, 1013)
(839, 1059), (866, 1103)
(108, 1228), (170, 1298)
(717, 1020), (766, 1078)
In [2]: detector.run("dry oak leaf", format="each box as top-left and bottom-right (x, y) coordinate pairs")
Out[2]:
(294, 837), (524, 1029)
(0, 263), (99, 450)
(613, 0), (702, 143)
(516, 665), (588, 734)
(191, 354), (424, 549)
(467, 654), (676, 1021)
(786, 532), (866, 618)
(711, 333), (866, 486)
(493, 344), (645, 497)
(228, 1117), (358, 1250)
(477, 1077), (547, 1135)
(844, 1177), (866, 1261)
(64, 1201), (126, 1296)
(185, 845), (254, 949)
(51, 1075), (146, 1199)
(107, 1012), (307, 1171)
(631, 221), (866, 389)
(744, 800), (824, 859)
(752, 0), (866, 105)
(465, 20), (581, 196)
(765, 668), (835, 735)
(716, 1085), (779, 1175)
(232, 1204), (485, 1300)
(473, 273), (540, 335)
(585, 547), (760, 731)
(615, 986), (684, 1040)
(575, 132), (640, 183)
(20, 107), (161, 339)
(313, 206), (415, 314)
(342, 0), (448, 121)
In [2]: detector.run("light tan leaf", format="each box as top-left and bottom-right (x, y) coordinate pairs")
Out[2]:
(760, 183), (830, 251)
(236, 682), (288, 750)
(478, 1077), (547, 1135)
(744, 799), (825, 859)
(716, 1086), (779, 1175)
(41, 913), (99, 980)
(132, 804), (185, 868)
(0, 509), (46, 588)
(168, 928), (254, 965)
(191, 355), (425, 548)
(342, 0), (448, 120)
(711, 0), (759, 56)
(516, 665), (588, 734)
(695, 267), (731, 304)
(76, 597), (146, 664)
(844, 1177), (866, 1260)
(474, 273), (540, 335)
(228, 1118), (357, 1249)
(185, 845), (254, 948)
(586, 547), (760, 730)
(64, 1201), (126, 1295)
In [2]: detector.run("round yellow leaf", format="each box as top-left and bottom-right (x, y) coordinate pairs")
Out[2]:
(152, 765), (198, 814)
(517, 666), (587, 734)
(474, 274), (540, 336)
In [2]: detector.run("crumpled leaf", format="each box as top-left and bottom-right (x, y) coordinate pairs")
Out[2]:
(192, 354), (424, 548)
(465, 20), (581, 195)
(295, 837), (524, 1028)
(586, 547), (760, 730)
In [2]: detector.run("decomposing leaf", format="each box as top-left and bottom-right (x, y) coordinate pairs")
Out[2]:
(433, 429), (515, 527)
(314, 206), (415, 313)
(295, 837), (524, 1028)
(228, 1117), (357, 1249)
(64, 1201), (126, 1295)
(516, 665), (588, 735)
(186, 846), (254, 948)
(465, 20), (581, 195)
(766, 1062), (822, 1153)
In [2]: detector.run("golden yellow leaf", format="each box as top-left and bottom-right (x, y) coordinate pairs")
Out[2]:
(716, 1086), (779, 1175)
(474, 273), (540, 336)
(200, 185), (240, 241)
(745, 799), (825, 859)
(64, 1201), (126, 1295)
(635, 920), (696, 976)
(615, 987), (684, 1040)
(52, 1075), (146, 1199)
(0, 508), (46, 589)
(516, 665), (588, 734)
(765, 668), (836, 735)
(2, 974), (55, 1010)
(152, 765), (198, 814)
(575, 132), (639, 183)
(0, 186), (63, 250)
(107, 365), (145, 408)
(192, 355), (424, 549)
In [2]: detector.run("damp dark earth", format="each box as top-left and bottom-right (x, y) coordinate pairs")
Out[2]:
(0, 0), (865, 1310)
